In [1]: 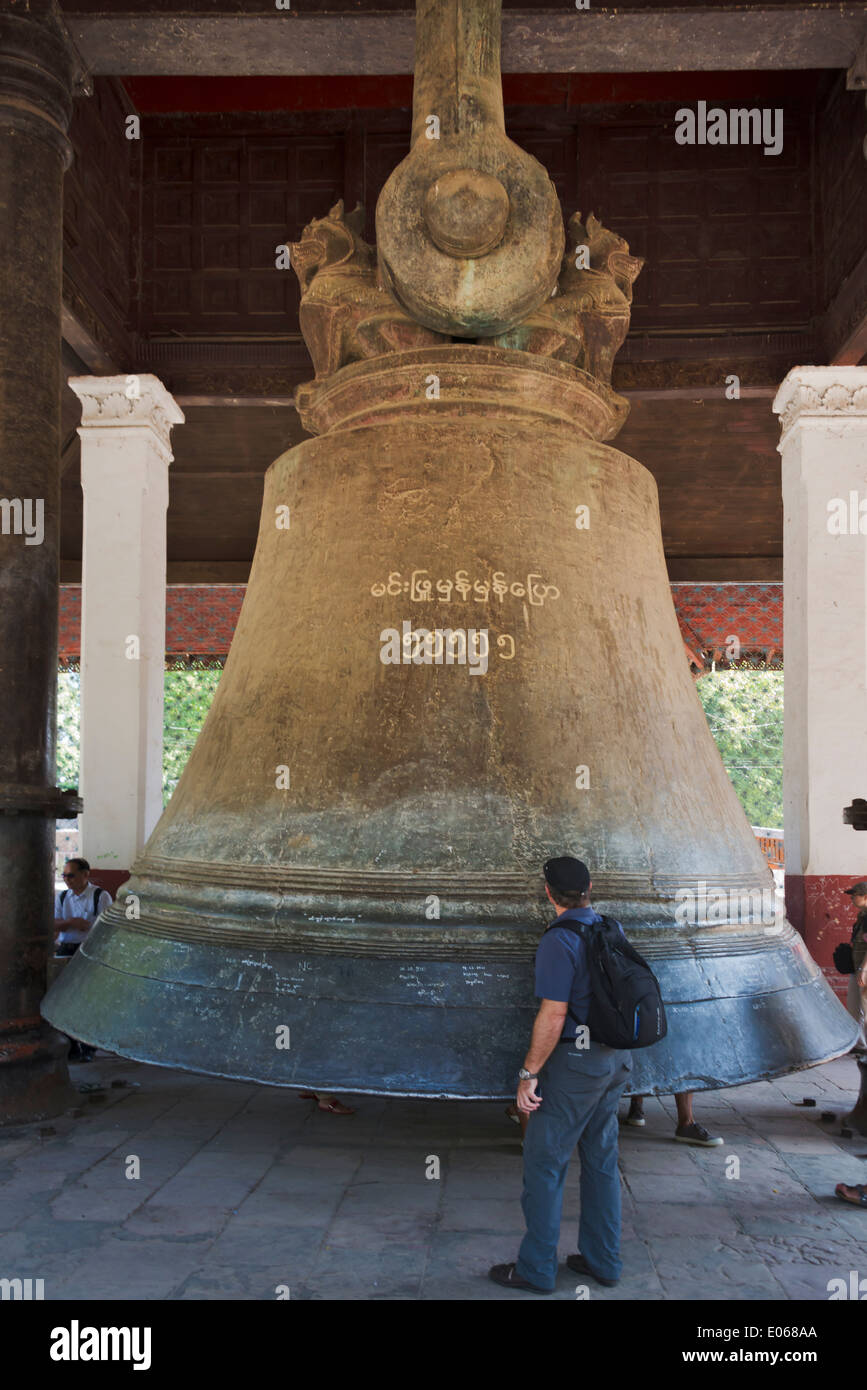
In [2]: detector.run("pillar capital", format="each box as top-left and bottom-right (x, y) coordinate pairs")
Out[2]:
(773, 366), (867, 449)
(69, 375), (185, 466)
(0, 2), (83, 168)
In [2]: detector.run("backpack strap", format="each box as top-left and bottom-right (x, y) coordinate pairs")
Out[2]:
(550, 914), (619, 942)
(547, 917), (586, 938)
(60, 885), (102, 914)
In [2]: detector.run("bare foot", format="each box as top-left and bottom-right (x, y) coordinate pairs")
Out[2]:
(317, 1093), (355, 1115)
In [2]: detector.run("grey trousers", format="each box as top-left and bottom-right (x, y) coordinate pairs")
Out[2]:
(516, 1040), (632, 1290)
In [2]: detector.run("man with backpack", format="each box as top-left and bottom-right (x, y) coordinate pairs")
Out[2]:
(840, 879), (867, 1054)
(489, 855), (665, 1294)
(54, 857), (112, 1060)
(54, 857), (110, 953)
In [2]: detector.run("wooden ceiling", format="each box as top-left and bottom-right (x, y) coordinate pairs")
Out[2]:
(56, 21), (867, 584)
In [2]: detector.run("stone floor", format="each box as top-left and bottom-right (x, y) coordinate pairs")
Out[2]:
(0, 1054), (864, 1301)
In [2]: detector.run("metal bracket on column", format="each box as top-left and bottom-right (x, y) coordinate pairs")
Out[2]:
(844, 798), (867, 830)
(0, 785), (82, 818)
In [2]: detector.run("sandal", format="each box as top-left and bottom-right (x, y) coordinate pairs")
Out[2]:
(299, 1090), (355, 1114)
(835, 1182), (867, 1207)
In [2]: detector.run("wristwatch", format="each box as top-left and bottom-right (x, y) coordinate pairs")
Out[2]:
(518, 1067), (539, 1081)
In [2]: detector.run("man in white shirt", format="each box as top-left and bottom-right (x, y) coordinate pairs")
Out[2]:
(54, 857), (111, 952)
(53, 858), (112, 1061)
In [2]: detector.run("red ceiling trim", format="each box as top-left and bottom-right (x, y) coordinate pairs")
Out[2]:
(58, 582), (784, 662)
(122, 70), (818, 115)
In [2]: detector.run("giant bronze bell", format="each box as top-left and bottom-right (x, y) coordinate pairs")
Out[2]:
(43, 0), (856, 1095)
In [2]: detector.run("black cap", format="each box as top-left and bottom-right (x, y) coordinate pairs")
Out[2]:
(843, 880), (867, 896)
(544, 856), (590, 895)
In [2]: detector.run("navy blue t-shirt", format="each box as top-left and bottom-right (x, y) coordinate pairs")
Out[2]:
(535, 907), (624, 1041)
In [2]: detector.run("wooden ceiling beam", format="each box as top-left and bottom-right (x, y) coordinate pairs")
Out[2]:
(61, 303), (120, 375)
(666, 557), (782, 581)
(66, 6), (867, 77)
(823, 247), (867, 366)
(60, 560), (254, 584)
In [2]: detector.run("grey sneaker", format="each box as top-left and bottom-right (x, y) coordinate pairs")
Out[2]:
(675, 1122), (723, 1147)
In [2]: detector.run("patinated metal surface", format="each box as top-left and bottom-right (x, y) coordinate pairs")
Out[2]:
(43, 0), (857, 1097)
(43, 337), (857, 1093)
(376, 0), (563, 336)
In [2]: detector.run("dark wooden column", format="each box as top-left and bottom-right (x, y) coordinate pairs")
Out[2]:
(0, 1), (81, 1124)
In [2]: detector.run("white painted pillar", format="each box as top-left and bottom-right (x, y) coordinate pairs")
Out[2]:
(774, 367), (867, 990)
(69, 375), (184, 881)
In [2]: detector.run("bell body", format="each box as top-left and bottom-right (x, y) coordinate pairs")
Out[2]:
(43, 347), (856, 1096)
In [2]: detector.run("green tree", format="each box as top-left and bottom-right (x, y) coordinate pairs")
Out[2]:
(54, 666), (222, 803)
(56, 669), (81, 789)
(55, 665), (783, 826)
(696, 669), (783, 826)
(163, 667), (222, 803)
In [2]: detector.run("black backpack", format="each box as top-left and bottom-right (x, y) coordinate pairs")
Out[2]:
(833, 915), (864, 975)
(59, 885), (103, 916)
(552, 914), (668, 1050)
(833, 942), (855, 975)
